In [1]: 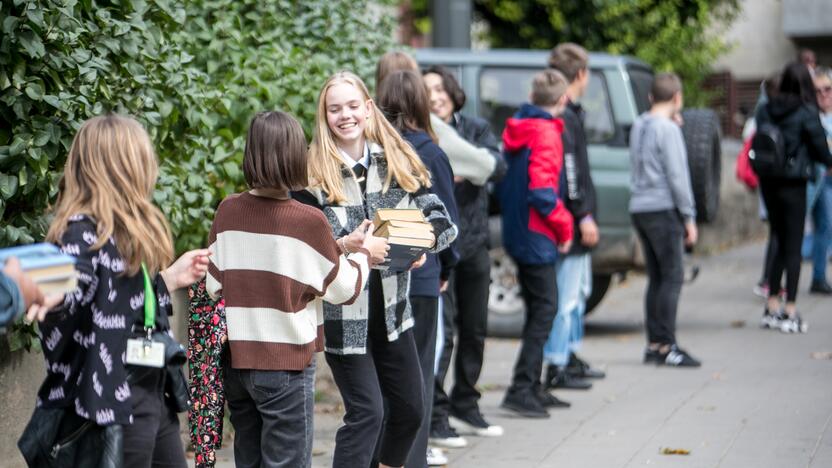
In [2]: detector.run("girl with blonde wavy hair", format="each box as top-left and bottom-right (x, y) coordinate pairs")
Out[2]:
(24, 114), (209, 468)
(295, 71), (458, 468)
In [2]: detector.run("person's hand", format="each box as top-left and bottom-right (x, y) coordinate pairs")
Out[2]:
(440, 280), (449, 292)
(579, 218), (600, 247)
(26, 293), (65, 323)
(684, 221), (698, 246)
(557, 239), (573, 254)
(161, 249), (210, 291)
(344, 220), (373, 253)
(3, 257), (44, 310)
(453, 176), (465, 183)
(360, 225), (389, 265)
(409, 254), (427, 270)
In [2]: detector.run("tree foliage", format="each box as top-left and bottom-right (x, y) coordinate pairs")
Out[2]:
(0, 0), (396, 351)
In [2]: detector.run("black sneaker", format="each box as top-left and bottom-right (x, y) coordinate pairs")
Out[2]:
(643, 347), (662, 364)
(450, 408), (504, 437)
(546, 365), (592, 390)
(659, 345), (701, 367)
(429, 420), (468, 449)
(501, 390), (550, 418)
(535, 389), (571, 408)
(567, 353), (606, 379)
(810, 281), (832, 295)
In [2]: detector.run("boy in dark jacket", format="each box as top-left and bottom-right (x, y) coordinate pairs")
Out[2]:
(543, 43), (606, 391)
(497, 69), (574, 418)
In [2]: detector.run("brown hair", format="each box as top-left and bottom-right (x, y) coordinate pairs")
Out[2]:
(308, 71), (432, 204)
(243, 111), (308, 191)
(47, 114), (173, 275)
(377, 70), (437, 142)
(531, 69), (568, 107)
(376, 51), (418, 89)
(547, 43), (589, 83)
(423, 65), (466, 110)
(650, 72), (683, 103)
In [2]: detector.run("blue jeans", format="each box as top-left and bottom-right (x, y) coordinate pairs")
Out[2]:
(544, 254), (592, 367)
(812, 177), (832, 282)
(224, 360), (316, 468)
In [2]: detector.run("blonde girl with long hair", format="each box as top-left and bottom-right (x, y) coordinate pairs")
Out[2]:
(24, 114), (209, 468)
(294, 71), (457, 468)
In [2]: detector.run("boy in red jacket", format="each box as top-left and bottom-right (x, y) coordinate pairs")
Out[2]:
(496, 69), (574, 418)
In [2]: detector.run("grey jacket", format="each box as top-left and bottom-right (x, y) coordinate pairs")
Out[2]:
(628, 113), (696, 221)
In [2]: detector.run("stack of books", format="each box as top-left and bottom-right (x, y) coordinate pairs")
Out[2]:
(0, 243), (78, 294)
(372, 209), (434, 271)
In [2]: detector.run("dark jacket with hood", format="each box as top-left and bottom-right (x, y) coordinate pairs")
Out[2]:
(450, 113), (507, 259)
(561, 99), (598, 255)
(755, 96), (832, 180)
(496, 103), (574, 265)
(403, 130), (460, 297)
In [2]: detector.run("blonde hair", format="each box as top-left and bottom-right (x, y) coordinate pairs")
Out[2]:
(308, 71), (432, 204)
(531, 69), (568, 107)
(47, 114), (174, 276)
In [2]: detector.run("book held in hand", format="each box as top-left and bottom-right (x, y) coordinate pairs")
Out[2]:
(372, 209), (435, 272)
(0, 243), (78, 294)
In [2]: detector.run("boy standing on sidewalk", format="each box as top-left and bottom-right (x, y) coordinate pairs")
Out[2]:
(543, 43), (606, 391)
(497, 70), (574, 418)
(629, 72), (701, 368)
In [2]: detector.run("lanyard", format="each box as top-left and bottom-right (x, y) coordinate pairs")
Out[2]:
(140, 263), (156, 332)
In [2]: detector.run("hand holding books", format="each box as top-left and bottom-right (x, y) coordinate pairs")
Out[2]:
(372, 209), (435, 272)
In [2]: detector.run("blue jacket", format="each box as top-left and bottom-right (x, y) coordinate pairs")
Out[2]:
(403, 130), (460, 297)
(0, 271), (23, 333)
(496, 104), (573, 265)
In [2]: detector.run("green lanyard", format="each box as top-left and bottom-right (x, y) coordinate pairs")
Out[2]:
(141, 263), (156, 332)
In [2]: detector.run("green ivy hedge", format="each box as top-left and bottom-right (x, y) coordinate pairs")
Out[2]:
(0, 0), (396, 351)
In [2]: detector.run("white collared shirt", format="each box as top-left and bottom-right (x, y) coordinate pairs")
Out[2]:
(338, 142), (371, 169)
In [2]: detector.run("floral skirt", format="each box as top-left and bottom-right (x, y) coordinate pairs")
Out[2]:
(187, 280), (227, 468)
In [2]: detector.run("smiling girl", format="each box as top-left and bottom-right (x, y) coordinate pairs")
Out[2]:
(296, 71), (457, 468)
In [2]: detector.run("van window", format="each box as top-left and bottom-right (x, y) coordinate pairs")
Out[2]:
(479, 67), (615, 144)
(628, 66), (653, 115)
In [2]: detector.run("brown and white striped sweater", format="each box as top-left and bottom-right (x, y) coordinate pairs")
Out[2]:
(206, 192), (370, 370)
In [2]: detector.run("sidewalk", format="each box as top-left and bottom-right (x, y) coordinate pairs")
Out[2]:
(213, 241), (832, 467)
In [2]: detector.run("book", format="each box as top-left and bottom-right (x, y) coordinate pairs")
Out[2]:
(0, 243), (77, 293)
(371, 210), (434, 272)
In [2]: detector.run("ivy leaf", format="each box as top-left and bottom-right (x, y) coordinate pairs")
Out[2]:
(24, 82), (44, 100)
(17, 30), (45, 58)
(0, 173), (19, 199)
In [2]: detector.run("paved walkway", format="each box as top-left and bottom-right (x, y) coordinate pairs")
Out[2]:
(213, 241), (832, 467)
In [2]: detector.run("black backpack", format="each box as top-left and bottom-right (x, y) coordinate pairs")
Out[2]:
(749, 122), (786, 177)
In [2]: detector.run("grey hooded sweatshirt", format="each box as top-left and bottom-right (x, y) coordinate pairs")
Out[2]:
(628, 113), (696, 222)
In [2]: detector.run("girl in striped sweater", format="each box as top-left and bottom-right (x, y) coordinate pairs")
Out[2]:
(206, 111), (388, 468)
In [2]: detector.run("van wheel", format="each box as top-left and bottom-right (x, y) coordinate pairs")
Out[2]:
(487, 247), (524, 338)
(681, 108), (722, 223)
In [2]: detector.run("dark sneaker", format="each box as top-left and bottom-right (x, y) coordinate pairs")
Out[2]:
(535, 389), (571, 408)
(568, 353), (606, 379)
(659, 345), (701, 367)
(810, 281), (832, 295)
(429, 420), (468, 449)
(546, 365), (592, 390)
(450, 408), (504, 437)
(501, 391), (550, 418)
(779, 313), (808, 333)
(643, 347), (662, 364)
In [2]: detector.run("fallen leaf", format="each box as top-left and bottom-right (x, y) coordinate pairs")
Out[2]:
(660, 448), (691, 456)
(810, 351), (832, 360)
(730, 320), (746, 328)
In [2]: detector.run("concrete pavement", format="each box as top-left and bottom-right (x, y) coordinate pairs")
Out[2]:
(212, 241), (832, 468)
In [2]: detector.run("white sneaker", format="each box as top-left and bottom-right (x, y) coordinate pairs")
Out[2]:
(429, 422), (468, 448)
(779, 313), (809, 333)
(427, 447), (448, 466)
(450, 414), (504, 437)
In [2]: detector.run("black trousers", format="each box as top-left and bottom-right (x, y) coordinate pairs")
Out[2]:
(632, 210), (685, 346)
(760, 178), (807, 302)
(326, 272), (424, 468)
(507, 262), (558, 396)
(404, 296), (439, 468)
(433, 248), (490, 426)
(123, 367), (187, 468)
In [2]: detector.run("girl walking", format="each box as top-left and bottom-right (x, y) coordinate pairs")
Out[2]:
(296, 71), (457, 468)
(206, 110), (387, 468)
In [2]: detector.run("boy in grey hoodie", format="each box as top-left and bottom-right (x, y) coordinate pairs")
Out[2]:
(629, 72), (701, 367)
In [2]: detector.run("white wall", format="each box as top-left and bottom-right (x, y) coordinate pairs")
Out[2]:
(713, 0), (796, 79)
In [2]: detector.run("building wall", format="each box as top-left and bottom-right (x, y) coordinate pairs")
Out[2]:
(713, 0), (797, 80)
